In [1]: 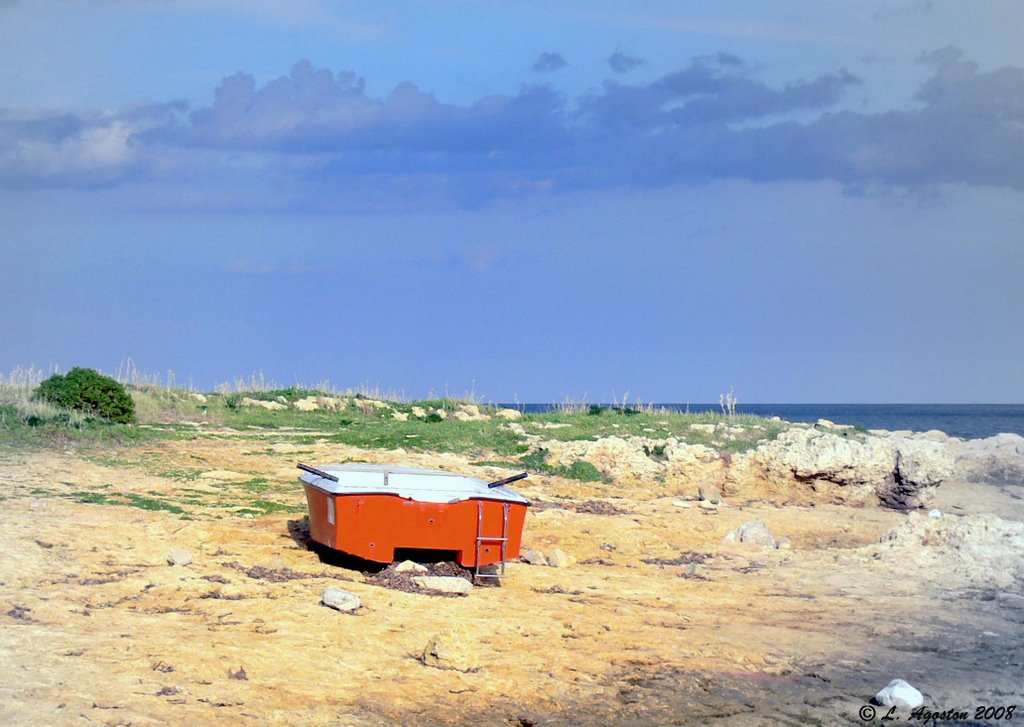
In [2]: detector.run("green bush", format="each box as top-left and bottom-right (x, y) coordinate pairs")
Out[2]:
(33, 367), (135, 424)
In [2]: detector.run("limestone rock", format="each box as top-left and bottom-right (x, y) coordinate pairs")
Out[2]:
(294, 397), (320, 411)
(431, 409), (448, 420)
(421, 626), (478, 672)
(542, 436), (661, 481)
(742, 428), (954, 510)
(736, 521), (776, 548)
(520, 550), (548, 566)
(321, 588), (361, 612)
(952, 433), (1024, 485)
(190, 392), (207, 404)
(496, 408), (522, 420)
(391, 412), (409, 421)
(411, 406), (427, 418)
(395, 560), (428, 573)
(167, 548), (193, 566)
(412, 576), (473, 595)
(241, 397), (286, 411)
(877, 512), (1024, 589)
(547, 548), (572, 568)
(875, 679), (924, 709)
(453, 405), (490, 421)
(697, 483), (721, 504)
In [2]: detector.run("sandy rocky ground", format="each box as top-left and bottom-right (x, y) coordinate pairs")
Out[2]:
(1, 426), (1022, 726)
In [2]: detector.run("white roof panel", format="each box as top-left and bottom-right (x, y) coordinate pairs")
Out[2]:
(298, 463), (529, 505)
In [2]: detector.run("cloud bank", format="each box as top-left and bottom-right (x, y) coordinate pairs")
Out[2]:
(3, 49), (1023, 201)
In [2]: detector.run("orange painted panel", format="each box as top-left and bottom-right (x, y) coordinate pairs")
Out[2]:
(303, 486), (527, 566)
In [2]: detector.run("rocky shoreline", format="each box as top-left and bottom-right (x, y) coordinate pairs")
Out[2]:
(0, 421), (1021, 725)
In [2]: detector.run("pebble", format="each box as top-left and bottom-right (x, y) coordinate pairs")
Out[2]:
(520, 549), (548, 566)
(412, 576), (473, 595)
(736, 520), (777, 548)
(875, 679), (924, 709)
(421, 626), (478, 672)
(321, 587), (361, 612)
(166, 548), (193, 567)
(698, 484), (722, 504)
(547, 549), (572, 568)
(928, 509), (943, 519)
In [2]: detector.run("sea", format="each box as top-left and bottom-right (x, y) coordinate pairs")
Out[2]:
(509, 403), (1024, 441)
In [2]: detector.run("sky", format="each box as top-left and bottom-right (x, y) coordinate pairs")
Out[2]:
(2, 1), (1023, 403)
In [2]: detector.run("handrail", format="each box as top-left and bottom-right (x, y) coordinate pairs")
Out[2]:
(297, 463), (339, 482)
(486, 472), (528, 489)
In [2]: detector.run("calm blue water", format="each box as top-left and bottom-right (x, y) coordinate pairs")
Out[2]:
(507, 404), (1024, 440)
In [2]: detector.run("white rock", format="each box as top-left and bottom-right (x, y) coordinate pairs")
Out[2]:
(671, 499), (693, 509)
(520, 549), (548, 566)
(928, 509), (942, 519)
(392, 411), (409, 421)
(395, 560), (428, 573)
(321, 587), (361, 612)
(496, 408), (523, 420)
(411, 406), (427, 418)
(875, 679), (924, 709)
(547, 548), (572, 568)
(412, 576), (473, 595)
(736, 520), (777, 548)
(241, 397), (287, 410)
(167, 548), (193, 566)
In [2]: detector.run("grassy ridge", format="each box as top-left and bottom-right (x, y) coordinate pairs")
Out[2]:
(1, 382), (785, 457)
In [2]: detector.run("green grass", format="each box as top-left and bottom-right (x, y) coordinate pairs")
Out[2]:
(519, 449), (606, 482)
(3, 378), (791, 470)
(67, 489), (186, 514)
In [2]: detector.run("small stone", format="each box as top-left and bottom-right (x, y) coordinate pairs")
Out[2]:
(321, 587), (361, 612)
(421, 625), (478, 672)
(736, 520), (777, 548)
(395, 560), (428, 573)
(776, 536), (792, 550)
(671, 499), (693, 508)
(875, 679), (924, 709)
(167, 548), (192, 567)
(412, 576), (473, 595)
(547, 549), (572, 568)
(928, 509), (942, 519)
(520, 549), (548, 566)
(697, 484), (721, 504)
(599, 542), (617, 552)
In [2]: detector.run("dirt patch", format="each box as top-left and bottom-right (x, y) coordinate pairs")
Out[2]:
(367, 561), (473, 597)
(642, 551), (709, 567)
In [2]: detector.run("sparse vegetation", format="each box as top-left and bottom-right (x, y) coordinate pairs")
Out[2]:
(1, 365), (786, 462)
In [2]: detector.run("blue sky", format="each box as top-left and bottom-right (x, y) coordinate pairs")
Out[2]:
(2, 1), (1023, 402)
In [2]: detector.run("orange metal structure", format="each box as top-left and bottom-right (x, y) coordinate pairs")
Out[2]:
(299, 464), (529, 568)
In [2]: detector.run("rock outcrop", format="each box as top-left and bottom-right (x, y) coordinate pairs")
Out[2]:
(951, 433), (1024, 485)
(740, 428), (954, 510)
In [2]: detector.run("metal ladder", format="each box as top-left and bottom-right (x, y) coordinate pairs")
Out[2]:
(474, 501), (510, 582)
